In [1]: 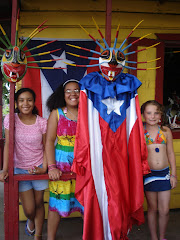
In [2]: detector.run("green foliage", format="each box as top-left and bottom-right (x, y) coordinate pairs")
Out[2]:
(2, 78), (10, 116)
(3, 78), (10, 103)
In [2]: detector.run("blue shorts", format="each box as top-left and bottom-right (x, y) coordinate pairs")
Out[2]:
(143, 167), (171, 192)
(14, 164), (48, 193)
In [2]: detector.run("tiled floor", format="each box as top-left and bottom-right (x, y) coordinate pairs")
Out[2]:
(1, 183), (180, 240)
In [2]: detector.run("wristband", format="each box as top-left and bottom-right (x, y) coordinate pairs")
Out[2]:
(48, 164), (56, 168)
(48, 166), (56, 171)
(48, 168), (57, 172)
(170, 174), (177, 179)
(48, 164), (57, 171)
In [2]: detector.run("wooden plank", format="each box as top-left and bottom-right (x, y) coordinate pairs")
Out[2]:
(4, 183), (9, 239)
(19, 11), (180, 29)
(14, 172), (76, 181)
(19, 11), (180, 42)
(13, 180), (19, 240)
(21, 0), (106, 11)
(105, 0), (112, 45)
(20, 0), (180, 15)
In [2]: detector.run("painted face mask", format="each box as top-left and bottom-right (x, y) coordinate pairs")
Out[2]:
(64, 18), (160, 81)
(99, 48), (125, 81)
(1, 46), (27, 82)
(0, 11), (63, 83)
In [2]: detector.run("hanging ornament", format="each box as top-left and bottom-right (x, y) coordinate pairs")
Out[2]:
(0, 9), (63, 83)
(64, 18), (161, 82)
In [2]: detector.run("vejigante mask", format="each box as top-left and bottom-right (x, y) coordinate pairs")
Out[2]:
(1, 46), (27, 82)
(0, 10), (63, 83)
(64, 18), (160, 81)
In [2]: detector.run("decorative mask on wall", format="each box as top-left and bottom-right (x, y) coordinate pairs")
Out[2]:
(64, 18), (160, 81)
(1, 45), (27, 82)
(0, 10), (62, 83)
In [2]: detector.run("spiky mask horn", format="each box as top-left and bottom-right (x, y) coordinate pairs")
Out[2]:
(64, 18), (160, 82)
(0, 10), (63, 83)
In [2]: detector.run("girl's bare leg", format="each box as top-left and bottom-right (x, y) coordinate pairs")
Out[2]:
(158, 190), (171, 240)
(145, 191), (158, 240)
(47, 210), (61, 240)
(34, 190), (45, 240)
(19, 189), (35, 232)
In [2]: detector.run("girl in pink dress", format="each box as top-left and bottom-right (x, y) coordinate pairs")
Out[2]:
(0, 88), (48, 240)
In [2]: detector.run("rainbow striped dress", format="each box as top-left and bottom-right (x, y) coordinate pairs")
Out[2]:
(49, 108), (84, 217)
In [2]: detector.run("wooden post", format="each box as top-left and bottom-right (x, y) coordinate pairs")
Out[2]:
(105, 0), (112, 46)
(0, 71), (3, 170)
(4, 0), (18, 239)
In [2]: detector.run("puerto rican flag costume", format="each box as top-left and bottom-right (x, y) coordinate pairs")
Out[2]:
(70, 19), (157, 240)
(72, 72), (150, 240)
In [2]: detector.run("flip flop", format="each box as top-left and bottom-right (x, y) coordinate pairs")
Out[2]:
(25, 219), (35, 236)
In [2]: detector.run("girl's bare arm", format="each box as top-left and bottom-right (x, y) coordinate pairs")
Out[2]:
(166, 127), (177, 189)
(45, 110), (62, 180)
(0, 128), (9, 181)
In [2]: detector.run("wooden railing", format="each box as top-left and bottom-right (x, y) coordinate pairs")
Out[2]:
(4, 172), (76, 240)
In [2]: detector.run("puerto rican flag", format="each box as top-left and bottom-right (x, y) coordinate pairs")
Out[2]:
(22, 38), (99, 118)
(72, 72), (150, 240)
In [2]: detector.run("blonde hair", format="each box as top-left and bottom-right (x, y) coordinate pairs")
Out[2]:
(141, 100), (166, 130)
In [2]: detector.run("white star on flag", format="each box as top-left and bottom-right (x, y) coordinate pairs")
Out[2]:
(102, 97), (124, 115)
(51, 50), (75, 74)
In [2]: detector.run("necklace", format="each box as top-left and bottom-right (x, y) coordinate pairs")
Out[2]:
(145, 124), (160, 153)
(64, 107), (78, 120)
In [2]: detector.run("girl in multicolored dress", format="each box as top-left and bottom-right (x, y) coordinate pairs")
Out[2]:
(45, 80), (84, 240)
(141, 100), (177, 240)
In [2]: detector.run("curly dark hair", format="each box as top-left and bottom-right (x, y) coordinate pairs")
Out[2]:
(46, 80), (79, 112)
(46, 84), (65, 112)
(14, 88), (39, 115)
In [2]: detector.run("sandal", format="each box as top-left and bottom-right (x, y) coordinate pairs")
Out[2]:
(25, 219), (35, 236)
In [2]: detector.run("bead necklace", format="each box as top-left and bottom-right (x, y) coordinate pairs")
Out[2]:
(155, 134), (160, 152)
(145, 123), (160, 153)
(64, 107), (78, 120)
